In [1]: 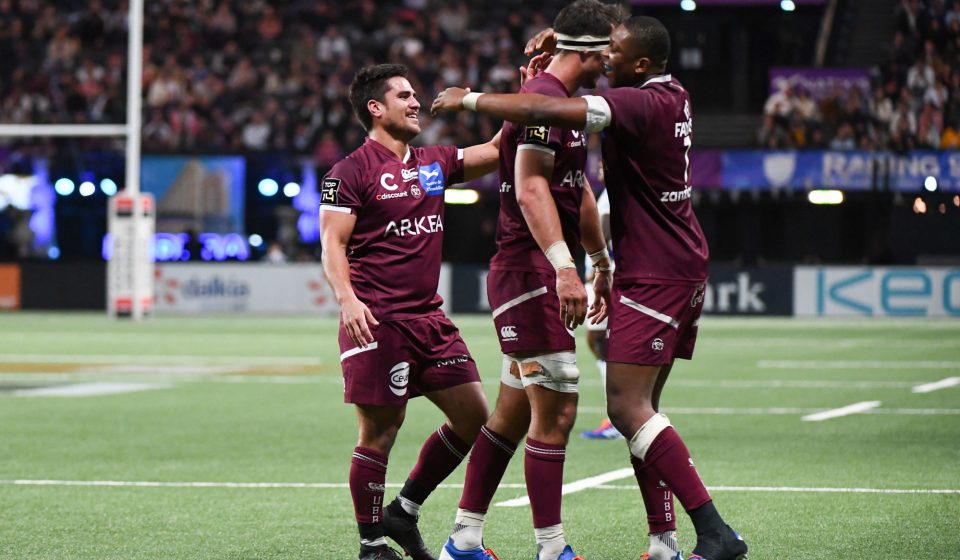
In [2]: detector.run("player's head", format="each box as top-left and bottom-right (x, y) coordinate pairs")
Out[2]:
(603, 16), (670, 87)
(552, 0), (624, 88)
(349, 63), (421, 140)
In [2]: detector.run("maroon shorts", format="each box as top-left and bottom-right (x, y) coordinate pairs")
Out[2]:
(338, 312), (480, 406)
(606, 281), (706, 365)
(487, 269), (575, 354)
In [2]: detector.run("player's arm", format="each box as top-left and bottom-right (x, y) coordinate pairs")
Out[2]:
(319, 210), (378, 347)
(579, 179), (612, 324)
(515, 147), (587, 329)
(432, 88), (612, 134)
(461, 127), (502, 181)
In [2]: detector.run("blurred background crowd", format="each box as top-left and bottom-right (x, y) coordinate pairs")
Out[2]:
(0, 0), (571, 160)
(759, 0), (960, 151)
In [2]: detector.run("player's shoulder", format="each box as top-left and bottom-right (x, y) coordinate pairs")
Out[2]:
(409, 143), (457, 163)
(326, 146), (370, 183)
(521, 73), (566, 96)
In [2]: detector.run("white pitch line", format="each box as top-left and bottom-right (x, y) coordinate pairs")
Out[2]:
(10, 383), (173, 397)
(802, 401), (881, 422)
(578, 406), (960, 416)
(0, 479), (525, 490)
(759, 360), (960, 370)
(494, 468), (635, 507)
(0, 354), (323, 366)
(3, 479), (958, 496)
(912, 377), (960, 394)
(594, 485), (960, 495)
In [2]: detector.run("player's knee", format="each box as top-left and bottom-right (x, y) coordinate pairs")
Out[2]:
(627, 413), (672, 461)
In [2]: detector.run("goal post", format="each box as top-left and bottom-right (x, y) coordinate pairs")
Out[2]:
(0, 0), (152, 319)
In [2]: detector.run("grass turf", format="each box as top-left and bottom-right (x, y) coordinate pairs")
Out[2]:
(0, 313), (958, 559)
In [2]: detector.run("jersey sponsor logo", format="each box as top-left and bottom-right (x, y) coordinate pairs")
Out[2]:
(401, 168), (419, 182)
(651, 338), (664, 352)
(566, 130), (584, 148)
(388, 362), (410, 396)
(661, 186), (692, 202)
(380, 173), (400, 191)
(500, 325), (518, 342)
(376, 190), (409, 201)
(524, 125), (549, 144)
(383, 214), (444, 237)
(418, 162), (445, 195)
(367, 482), (386, 492)
(560, 170), (585, 188)
(321, 178), (340, 204)
(500, 181), (512, 193)
(436, 355), (469, 368)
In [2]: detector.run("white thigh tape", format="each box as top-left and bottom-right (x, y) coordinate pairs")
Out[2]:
(500, 355), (525, 390)
(628, 413), (672, 461)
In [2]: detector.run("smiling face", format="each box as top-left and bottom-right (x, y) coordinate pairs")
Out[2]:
(369, 76), (421, 141)
(603, 24), (645, 88)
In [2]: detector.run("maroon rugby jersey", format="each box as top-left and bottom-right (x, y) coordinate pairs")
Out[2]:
(491, 73), (586, 273)
(320, 138), (464, 320)
(598, 74), (709, 284)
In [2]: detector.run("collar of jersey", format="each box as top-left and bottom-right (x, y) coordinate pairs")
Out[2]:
(637, 73), (673, 89)
(365, 137), (412, 163)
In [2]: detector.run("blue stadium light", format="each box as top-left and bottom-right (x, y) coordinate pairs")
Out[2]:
(248, 234), (264, 248)
(781, 0), (796, 11)
(54, 178), (75, 196)
(47, 246), (60, 259)
(680, 0), (697, 11)
(283, 182), (301, 198)
(924, 176), (938, 192)
(79, 181), (96, 197)
(258, 178), (279, 197)
(100, 178), (118, 196)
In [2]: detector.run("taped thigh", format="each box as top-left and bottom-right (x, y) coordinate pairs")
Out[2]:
(500, 355), (525, 390)
(514, 351), (580, 393)
(628, 413), (672, 461)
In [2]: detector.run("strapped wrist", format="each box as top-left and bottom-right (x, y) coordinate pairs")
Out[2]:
(462, 92), (484, 111)
(544, 241), (575, 271)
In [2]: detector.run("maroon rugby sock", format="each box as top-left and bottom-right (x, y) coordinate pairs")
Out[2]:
(402, 423), (471, 506)
(458, 426), (517, 513)
(643, 427), (712, 512)
(524, 437), (565, 528)
(350, 447), (388, 524)
(631, 454), (678, 534)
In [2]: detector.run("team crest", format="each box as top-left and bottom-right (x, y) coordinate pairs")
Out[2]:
(321, 178), (340, 204)
(410, 184), (422, 198)
(651, 338), (664, 352)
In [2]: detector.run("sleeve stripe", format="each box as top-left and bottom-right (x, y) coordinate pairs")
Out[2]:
(517, 144), (555, 155)
(320, 205), (352, 214)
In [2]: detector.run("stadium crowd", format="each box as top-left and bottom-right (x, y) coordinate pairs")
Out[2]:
(759, 0), (960, 151)
(0, 0), (568, 159)
(5, 0), (959, 155)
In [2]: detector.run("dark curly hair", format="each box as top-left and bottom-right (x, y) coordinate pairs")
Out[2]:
(348, 63), (409, 131)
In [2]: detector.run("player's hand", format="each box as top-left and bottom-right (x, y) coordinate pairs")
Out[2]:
(519, 52), (553, 85)
(524, 27), (557, 56)
(340, 296), (379, 348)
(556, 268), (587, 330)
(588, 268), (611, 325)
(431, 87), (469, 116)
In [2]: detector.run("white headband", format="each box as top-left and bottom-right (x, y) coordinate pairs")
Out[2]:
(555, 33), (609, 52)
